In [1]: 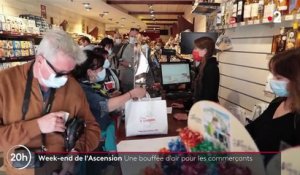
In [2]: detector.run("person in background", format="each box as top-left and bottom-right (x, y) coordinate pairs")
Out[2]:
(93, 48), (121, 97)
(246, 49), (300, 155)
(113, 33), (123, 55)
(0, 30), (100, 175)
(72, 50), (146, 151)
(171, 37), (220, 120)
(98, 37), (117, 70)
(78, 36), (95, 51)
(117, 28), (140, 93)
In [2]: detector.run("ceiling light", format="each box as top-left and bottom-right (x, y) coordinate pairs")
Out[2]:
(148, 4), (153, 9)
(150, 14), (155, 17)
(103, 11), (109, 15)
(121, 24), (124, 27)
(82, 3), (90, 7)
(150, 9), (154, 13)
(152, 18), (156, 21)
(85, 7), (92, 11)
(121, 18), (126, 21)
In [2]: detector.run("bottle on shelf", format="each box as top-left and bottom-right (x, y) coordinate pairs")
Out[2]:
(286, 21), (298, 50)
(244, 0), (253, 22)
(264, 0), (277, 21)
(237, 0), (245, 22)
(220, 1), (227, 26)
(276, 0), (289, 15)
(231, 0), (239, 23)
(251, 0), (260, 20)
(258, 0), (265, 19)
(277, 27), (287, 53)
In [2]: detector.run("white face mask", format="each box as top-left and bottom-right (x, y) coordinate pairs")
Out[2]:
(129, 37), (137, 44)
(195, 61), (200, 67)
(108, 49), (113, 55)
(103, 59), (110, 69)
(115, 39), (121, 45)
(40, 71), (68, 88)
(95, 68), (106, 82)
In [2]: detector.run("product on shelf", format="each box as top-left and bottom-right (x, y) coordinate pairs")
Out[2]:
(244, 0), (253, 22)
(231, 0), (239, 23)
(251, 0), (260, 20)
(237, 0), (245, 22)
(272, 27), (288, 54)
(263, 0), (277, 20)
(276, 0), (289, 15)
(285, 22), (298, 50)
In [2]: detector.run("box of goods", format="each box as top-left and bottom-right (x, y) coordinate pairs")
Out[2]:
(33, 27), (40, 35)
(5, 49), (14, 58)
(0, 40), (3, 48)
(4, 40), (13, 49)
(12, 40), (21, 49)
(21, 49), (29, 56)
(0, 14), (6, 23)
(27, 19), (36, 28)
(28, 41), (34, 49)
(14, 49), (22, 57)
(29, 48), (35, 56)
(2, 23), (11, 31)
(0, 48), (4, 58)
(20, 41), (28, 49)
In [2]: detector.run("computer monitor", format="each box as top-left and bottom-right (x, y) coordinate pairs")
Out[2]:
(180, 32), (218, 54)
(160, 62), (191, 88)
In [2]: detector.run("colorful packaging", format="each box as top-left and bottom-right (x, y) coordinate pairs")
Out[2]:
(14, 49), (22, 57)
(12, 41), (21, 49)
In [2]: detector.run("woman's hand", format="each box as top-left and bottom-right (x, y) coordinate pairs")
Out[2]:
(129, 87), (146, 99)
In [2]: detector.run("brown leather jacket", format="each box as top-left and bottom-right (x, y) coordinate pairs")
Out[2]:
(0, 62), (100, 175)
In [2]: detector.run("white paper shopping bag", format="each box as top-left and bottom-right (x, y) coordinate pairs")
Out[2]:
(125, 99), (168, 137)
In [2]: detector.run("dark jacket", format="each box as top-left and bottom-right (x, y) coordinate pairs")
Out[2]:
(194, 57), (220, 103)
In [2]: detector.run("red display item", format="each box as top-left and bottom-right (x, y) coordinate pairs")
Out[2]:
(178, 127), (204, 148)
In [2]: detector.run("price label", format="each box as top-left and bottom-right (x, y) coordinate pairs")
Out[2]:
(254, 20), (260, 24)
(285, 15), (294, 21)
(296, 14), (300, 19)
(240, 22), (246, 26)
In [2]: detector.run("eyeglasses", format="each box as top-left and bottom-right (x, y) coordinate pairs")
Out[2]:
(43, 56), (70, 77)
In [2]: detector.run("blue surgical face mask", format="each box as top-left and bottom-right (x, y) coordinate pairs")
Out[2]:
(95, 68), (106, 82)
(269, 79), (289, 97)
(103, 59), (110, 69)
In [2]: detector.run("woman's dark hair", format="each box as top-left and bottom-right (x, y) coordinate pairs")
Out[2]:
(93, 47), (108, 56)
(98, 37), (114, 48)
(269, 49), (300, 113)
(72, 50), (105, 80)
(194, 37), (215, 58)
(79, 36), (91, 44)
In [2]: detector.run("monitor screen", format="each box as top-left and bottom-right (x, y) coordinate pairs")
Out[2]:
(161, 62), (191, 85)
(180, 32), (218, 54)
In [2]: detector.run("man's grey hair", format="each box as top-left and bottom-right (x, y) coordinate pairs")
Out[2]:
(37, 29), (86, 65)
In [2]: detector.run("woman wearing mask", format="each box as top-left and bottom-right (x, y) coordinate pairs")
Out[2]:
(99, 37), (116, 69)
(246, 49), (300, 153)
(93, 48), (121, 97)
(171, 37), (220, 120)
(72, 50), (146, 151)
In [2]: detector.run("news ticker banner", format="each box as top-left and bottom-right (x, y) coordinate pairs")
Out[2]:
(2, 145), (286, 175)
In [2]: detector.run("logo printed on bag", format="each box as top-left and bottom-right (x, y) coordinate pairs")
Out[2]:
(140, 116), (156, 128)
